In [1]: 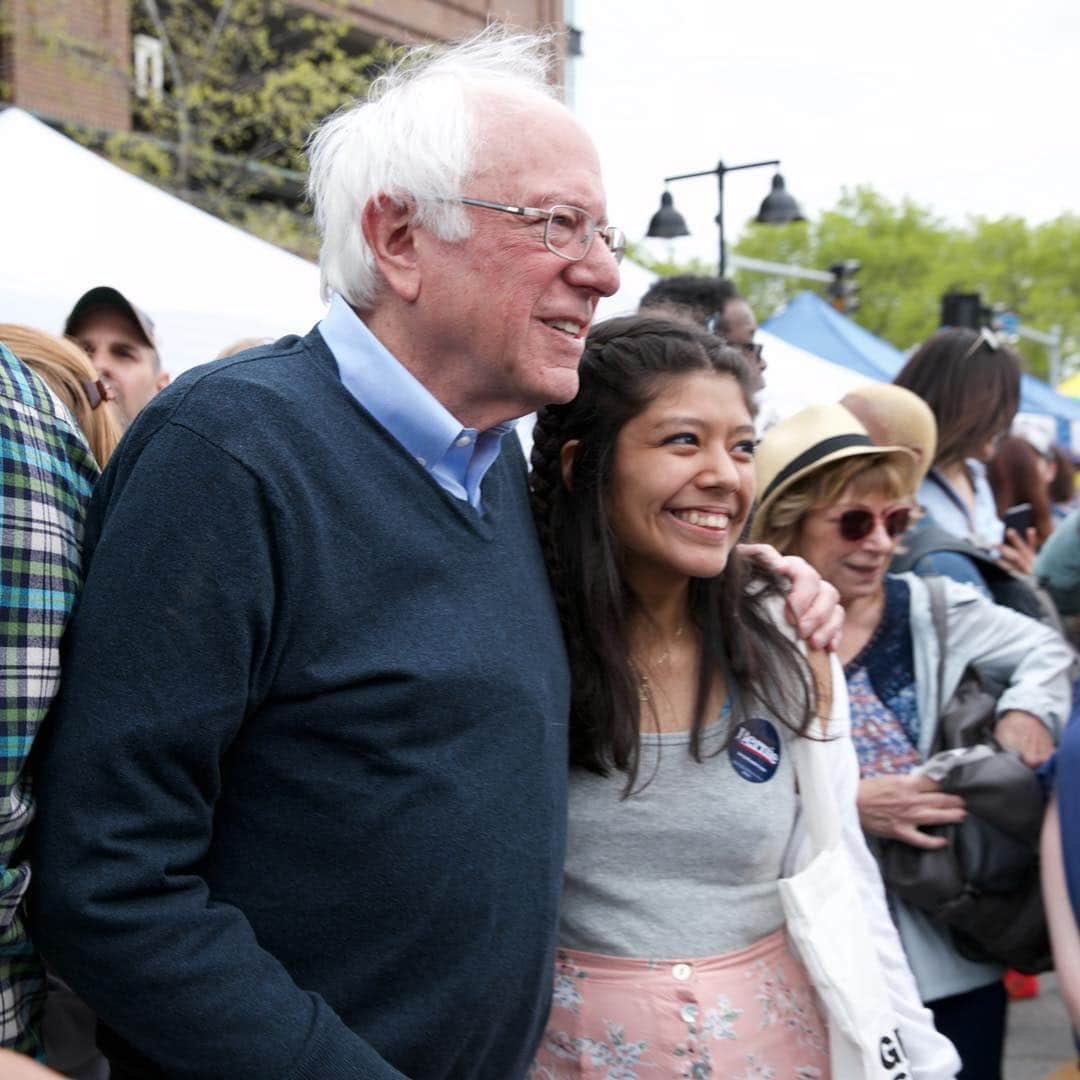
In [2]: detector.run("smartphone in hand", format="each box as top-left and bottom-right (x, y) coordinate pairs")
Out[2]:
(1003, 502), (1034, 534)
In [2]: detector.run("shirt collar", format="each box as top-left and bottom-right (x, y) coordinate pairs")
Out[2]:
(317, 294), (513, 507)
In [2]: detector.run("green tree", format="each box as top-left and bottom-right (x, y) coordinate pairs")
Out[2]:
(733, 186), (958, 352)
(69, 0), (389, 258)
(1005, 214), (1080, 380)
(625, 240), (715, 279)
(705, 185), (1080, 382)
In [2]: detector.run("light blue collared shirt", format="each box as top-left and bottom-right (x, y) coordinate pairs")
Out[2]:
(318, 294), (513, 510)
(918, 459), (1004, 549)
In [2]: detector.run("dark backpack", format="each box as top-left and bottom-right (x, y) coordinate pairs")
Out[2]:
(891, 520), (1063, 630)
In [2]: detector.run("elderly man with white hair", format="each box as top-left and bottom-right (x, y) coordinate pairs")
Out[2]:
(28, 28), (840, 1080)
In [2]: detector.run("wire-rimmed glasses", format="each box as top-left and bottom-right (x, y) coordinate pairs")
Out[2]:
(703, 313), (765, 367)
(451, 197), (626, 264)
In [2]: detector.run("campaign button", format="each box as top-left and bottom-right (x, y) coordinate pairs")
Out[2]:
(728, 717), (782, 783)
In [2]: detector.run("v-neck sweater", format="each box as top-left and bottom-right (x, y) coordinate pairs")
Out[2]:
(30, 329), (571, 1079)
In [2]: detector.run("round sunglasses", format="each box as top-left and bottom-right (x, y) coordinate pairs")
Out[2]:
(832, 506), (913, 542)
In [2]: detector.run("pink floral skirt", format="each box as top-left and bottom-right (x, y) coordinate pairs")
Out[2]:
(529, 928), (830, 1079)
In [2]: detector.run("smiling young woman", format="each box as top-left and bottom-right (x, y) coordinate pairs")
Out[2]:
(525, 316), (959, 1079)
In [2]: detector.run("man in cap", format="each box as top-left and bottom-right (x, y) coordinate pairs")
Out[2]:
(64, 287), (169, 427)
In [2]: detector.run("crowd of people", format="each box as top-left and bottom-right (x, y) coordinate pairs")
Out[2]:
(1, 23), (1079, 1080)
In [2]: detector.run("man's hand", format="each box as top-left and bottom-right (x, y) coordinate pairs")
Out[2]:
(857, 773), (967, 849)
(995, 527), (1037, 576)
(738, 544), (844, 651)
(994, 709), (1055, 767)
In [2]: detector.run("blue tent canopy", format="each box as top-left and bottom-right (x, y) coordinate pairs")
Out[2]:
(763, 291), (901, 381)
(763, 291), (1080, 446)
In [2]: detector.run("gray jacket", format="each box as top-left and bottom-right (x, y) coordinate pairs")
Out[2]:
(890, 572), (1074, 1002)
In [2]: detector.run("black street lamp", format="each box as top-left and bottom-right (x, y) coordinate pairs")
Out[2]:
(646, 160), (804, 277)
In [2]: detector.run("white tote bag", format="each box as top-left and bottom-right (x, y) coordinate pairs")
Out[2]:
(778, 670), (913, 1079)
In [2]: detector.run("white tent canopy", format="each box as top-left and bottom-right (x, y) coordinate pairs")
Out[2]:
(0, 107), (868, 418)
(0, 108), (327, 376)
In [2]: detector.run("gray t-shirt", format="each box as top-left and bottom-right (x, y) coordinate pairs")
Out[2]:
(559, 704), (798, 959)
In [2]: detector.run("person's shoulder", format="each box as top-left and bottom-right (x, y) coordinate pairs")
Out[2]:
(170, 330), (328, 402)
(895, 569), (982, 607)
(94, 329), (343, 502)
(0, 340), (69, 428)
(1039, 508), (1080, 556)
(134, 329), (341, 445)
(0, 342), (99, 491)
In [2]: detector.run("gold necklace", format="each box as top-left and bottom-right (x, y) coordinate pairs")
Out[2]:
(632, 624), (686, 703)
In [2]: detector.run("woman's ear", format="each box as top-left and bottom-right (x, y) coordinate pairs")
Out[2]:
(560, 439), (580, 490)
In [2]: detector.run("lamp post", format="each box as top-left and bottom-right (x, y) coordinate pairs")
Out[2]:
(646, 160), (804, 277)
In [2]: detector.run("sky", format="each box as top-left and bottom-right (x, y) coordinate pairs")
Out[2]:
(568, 0), (1080, 271)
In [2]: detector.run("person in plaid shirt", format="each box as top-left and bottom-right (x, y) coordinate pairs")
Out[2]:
(0, 342), (97, 1056)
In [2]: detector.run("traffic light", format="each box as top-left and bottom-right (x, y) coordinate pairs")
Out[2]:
(827, 260), (861, 314)
(940, 292), (988, 330)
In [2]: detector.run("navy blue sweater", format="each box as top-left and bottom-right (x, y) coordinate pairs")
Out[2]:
(30, 330), (570, 1079)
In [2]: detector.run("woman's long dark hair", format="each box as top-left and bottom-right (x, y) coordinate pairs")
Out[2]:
(894, 328), (1021, 468)
(1049, 445), (1076, 506)
(988, 435), (1054, 545)
(529, 314), (814, 794)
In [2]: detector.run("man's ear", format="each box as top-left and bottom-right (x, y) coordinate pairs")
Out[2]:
(559, 439), (580, 490)
(360, 195), (421, 303)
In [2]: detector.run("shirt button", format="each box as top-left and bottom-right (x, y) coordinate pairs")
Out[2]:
(455, 434), (472, 448)
(415, 456), (427, 466)
(671, 963), (692, 981)
(679, 1003), (698, 1022)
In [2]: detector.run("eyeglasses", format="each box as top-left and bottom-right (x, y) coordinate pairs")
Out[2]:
(827, 505), (913, 542)
(452, 197), (626, 264)
(702, 314), (763, 365)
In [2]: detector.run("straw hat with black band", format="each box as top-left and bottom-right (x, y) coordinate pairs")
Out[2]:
(750, 403), (919, 542)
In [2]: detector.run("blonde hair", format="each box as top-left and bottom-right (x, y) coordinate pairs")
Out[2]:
(0, 324), (121, 466)
(215, 337), (272, 359)
(755, 454), (913, 556)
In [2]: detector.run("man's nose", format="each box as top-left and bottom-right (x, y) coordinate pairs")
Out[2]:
(565, 234), (621, 298)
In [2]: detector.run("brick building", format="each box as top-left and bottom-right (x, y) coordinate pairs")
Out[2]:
(0, 0), (568, 133)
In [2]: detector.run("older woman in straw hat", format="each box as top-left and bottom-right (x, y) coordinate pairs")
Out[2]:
(753, 402), (1074, 1080)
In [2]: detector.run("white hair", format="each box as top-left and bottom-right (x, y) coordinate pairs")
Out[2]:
(307, 24), (561, 311)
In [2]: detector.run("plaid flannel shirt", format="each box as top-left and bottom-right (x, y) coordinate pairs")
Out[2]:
(0, 343), (97, 1054)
